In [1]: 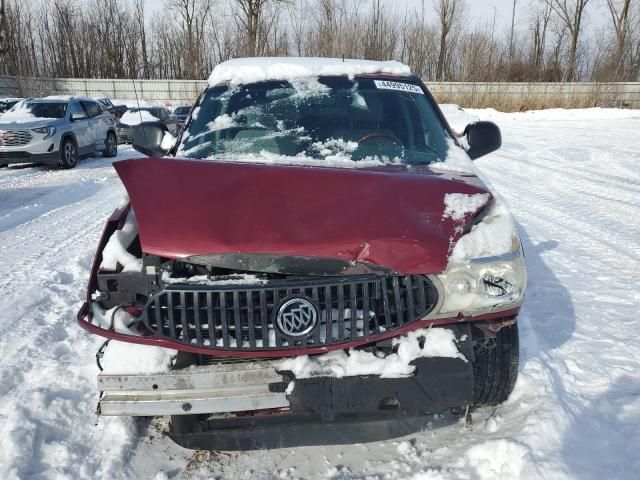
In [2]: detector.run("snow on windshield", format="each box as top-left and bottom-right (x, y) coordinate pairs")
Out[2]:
(120, 109), (160, 125)
(208, 57), (411, 86)
(178, 76), (453, 168)
(0, 101), (64, 122)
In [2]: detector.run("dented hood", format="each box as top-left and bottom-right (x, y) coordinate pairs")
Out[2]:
(114, 157), (491, 274)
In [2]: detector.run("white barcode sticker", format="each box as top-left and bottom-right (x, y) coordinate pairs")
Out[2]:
(373, 80), (424, 94)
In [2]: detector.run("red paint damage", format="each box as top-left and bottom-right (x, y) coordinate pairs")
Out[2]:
(114, 157), (491, 274)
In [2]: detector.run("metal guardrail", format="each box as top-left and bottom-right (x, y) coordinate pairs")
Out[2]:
(1, 75), (639, 108)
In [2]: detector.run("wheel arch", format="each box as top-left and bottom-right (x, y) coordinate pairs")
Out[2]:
(60, 131), (78, 148)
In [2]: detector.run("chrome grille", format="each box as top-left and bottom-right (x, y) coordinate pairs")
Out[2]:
(143, 275), (438, 352)
(0, 130), (32, 147)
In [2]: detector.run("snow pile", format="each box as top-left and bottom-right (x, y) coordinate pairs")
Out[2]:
(160, 131), (176, 151)
(461, 439), (534, 478)
(91, 303), (176, 374)
(100, 340), (176, 375)
(278, 327), (466, 379)
(439, 104), (479, 134)
(208, 57), (411, 86)
(161, 272), (267, 286)
(99, 209), (142, 272)
(429, 138), (477, 175)
(469, 106), (640, 122)
(450, 199), (517, 261)
(91, 303), (141, 336)
(119, 109), (159, 126)
(443, 193), (490, 221)
(208, 150), (402, 169)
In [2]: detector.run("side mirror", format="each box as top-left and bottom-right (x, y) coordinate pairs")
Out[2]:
(464, 121), (501, 160)
(132, 121), (169, 157)
(70, 113), (85, 121)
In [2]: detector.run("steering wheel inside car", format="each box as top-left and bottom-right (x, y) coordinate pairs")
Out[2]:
(357, 131), (401, 144)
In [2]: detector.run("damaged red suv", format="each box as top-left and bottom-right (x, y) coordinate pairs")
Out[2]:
(77, 58), (526, 450)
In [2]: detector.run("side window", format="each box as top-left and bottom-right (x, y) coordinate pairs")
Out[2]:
(161, 109), (169, 120)
(81, 101), (100, 118)
(69, 102), (87, 120)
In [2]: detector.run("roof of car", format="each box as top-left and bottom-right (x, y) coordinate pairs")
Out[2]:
(208, 57), (412, 86)
(28, 95), (98, 103)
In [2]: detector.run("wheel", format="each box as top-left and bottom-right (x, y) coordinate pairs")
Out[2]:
(58, 138), (78, 169)
(103, 131), (118, 158)
(472, 322), (519, 406)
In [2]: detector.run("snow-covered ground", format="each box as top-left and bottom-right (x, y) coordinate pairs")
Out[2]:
(0, 108), (639, 479)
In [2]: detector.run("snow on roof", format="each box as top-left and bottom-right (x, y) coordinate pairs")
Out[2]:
(28, 95), (97, 103)
(119, 109), (160, 126)
(208, 57), (412, 86)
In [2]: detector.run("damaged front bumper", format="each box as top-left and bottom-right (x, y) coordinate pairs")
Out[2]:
(98, 360), (289, 416)
(98, 324), (476, 449)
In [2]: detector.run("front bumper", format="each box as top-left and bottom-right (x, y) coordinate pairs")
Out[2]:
(98, 360), (289, 416)
(0, 150), (60, 165)
(98, 324), (474, 449)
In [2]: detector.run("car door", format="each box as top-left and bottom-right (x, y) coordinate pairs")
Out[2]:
(92, 100), (112, 145)
(68, 101), (92, 153)
(81, 100), (104, 152)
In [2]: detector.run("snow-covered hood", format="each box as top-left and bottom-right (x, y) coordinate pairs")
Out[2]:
(0, 117), (64, 130)
(118, 110), (160, 127)
(114, 157), (492, 274)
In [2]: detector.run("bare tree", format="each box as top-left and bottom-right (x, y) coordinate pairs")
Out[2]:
(606, 0), (632, 79)
(508, 0), (517, 62)
(233, 0), (292, 57)
(434, 0), (466, 80)
(134, 0), (150, 79)
(530, 2), (553, 78)
(544, 0), (591, 80)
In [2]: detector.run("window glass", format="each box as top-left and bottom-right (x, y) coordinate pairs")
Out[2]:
(178, 77), (449, 165)
(82, 101), (100, 118)
(69, 102), (87, 119)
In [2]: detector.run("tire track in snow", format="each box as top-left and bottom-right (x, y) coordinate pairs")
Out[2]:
(0, 149), (143, 479)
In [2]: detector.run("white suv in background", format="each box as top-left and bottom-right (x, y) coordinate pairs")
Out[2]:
(0, 96), (118, 169)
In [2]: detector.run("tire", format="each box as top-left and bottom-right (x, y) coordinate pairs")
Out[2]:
(103, 131), (118, 158)
(472, 322), (519, 406)
(58, 138), (78, 169)
(0, 164), (7, 168)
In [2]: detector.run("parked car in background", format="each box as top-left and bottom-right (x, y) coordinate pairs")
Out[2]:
(0, 97), (22, 113)
(0, 96), (117, 168)
(116, 106), (178, 144)
(172, 105), (191, 128)
(79, 58), (525, 451)
(96, 98), (128, 119)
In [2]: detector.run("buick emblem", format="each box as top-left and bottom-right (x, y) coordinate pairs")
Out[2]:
(276, 297), (318, 337)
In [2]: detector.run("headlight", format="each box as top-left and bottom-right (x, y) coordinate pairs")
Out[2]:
(438, 244), (527, 315)
(31, 126), (56, 139)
